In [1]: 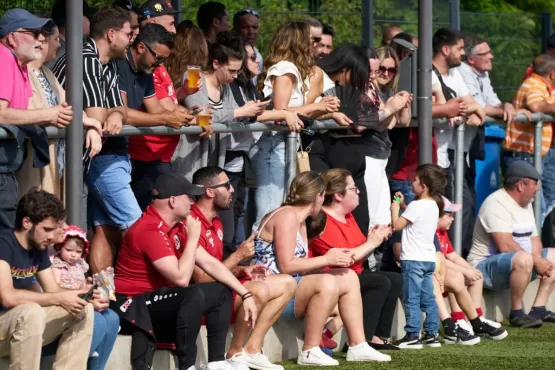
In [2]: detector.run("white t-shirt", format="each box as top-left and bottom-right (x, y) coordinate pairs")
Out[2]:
(400, 199), (439, 262)
(467, 189), (538, 267)
(431, 68), (470, 168)
(262, 60), (309, 108)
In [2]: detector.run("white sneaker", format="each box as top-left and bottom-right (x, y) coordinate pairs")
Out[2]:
(242, 350), (284, 370)
(346, 342), (391, 362)
(480, 316), (502, 328)
(297, 346), (339, 366)
(456, 319), (474, 335)
(206, 360), (236, 370)
(225, 353), (250, 370)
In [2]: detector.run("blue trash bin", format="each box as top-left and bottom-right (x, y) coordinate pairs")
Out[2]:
(474, 123), (506, 215)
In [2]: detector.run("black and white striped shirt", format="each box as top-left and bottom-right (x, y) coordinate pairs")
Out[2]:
(52, 38), (127, 155)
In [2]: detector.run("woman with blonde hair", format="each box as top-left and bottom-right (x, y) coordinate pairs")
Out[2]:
(253, 171), (391, 365)
(250, 21), (340, 227)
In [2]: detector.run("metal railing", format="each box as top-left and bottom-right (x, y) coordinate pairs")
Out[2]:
(0, 113), (549, 255)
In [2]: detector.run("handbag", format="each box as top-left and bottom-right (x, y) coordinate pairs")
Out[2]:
(296, 139), (311, 173)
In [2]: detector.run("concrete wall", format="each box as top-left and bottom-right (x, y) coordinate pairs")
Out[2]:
(2, 280), (555, 370)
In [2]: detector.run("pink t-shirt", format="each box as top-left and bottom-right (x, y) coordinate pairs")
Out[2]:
(0, 44), (33, 109)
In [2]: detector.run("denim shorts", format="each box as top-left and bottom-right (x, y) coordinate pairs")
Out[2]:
(87, 154), (142, 229)
(477, 249), (549, 291)
(279, 275), (303, 321)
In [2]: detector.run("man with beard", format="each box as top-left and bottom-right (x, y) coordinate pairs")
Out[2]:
(115, 23), (193, 210)
(0, 9), (73, 230)
(53, 6), (131, 274)
(304, 17), (326, 59)
(468, 161), (555, 328)
(431, 28), (485, 256)
(189, 166), (296, 370)
(0, 189), (96, 369)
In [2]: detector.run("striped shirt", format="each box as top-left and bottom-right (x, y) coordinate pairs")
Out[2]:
(52, 38), (126, 155)
(505, 73), (554, 155)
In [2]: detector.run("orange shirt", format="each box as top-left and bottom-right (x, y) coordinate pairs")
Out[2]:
(505, 73), (554, 155)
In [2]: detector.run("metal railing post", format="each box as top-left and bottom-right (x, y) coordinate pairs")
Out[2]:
(362, 0), (374, 47)
(201, 139), (209, 167)
(285, 132), (298, 197)
(534, 121), (543, 232)
(172, 0), (183, 24)
(66, 0), (84, 229)
(417, 0), (433, 164)
(453, 123), (465, 255)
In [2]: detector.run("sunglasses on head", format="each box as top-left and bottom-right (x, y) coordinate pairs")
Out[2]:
(379, 66), (397, 75)
(236, 8), (259, 18)
(209, 181), (232, 190)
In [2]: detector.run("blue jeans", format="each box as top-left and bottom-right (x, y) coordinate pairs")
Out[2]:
(389, 179), (416, 205)
(401, 260), (439, 336)
(89, 309), (120, 370)
(87, 154), (142, 229)
(42, 309), (120, 369)
(249, 133), (286, 227)
(476, 249), (549, 291)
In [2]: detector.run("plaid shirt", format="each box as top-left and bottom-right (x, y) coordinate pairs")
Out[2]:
(505, 73), (554, 155)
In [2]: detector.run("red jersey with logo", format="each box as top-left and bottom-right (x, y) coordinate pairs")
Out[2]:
(175, 204), (224, 261)
(115, 206), (184, 295)
(435, 229), (455, 256)
(128, 65), (180, 163)
(309, 212), (366, 274)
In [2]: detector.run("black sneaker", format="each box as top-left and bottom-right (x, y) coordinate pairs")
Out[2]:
(444, 325), (481, 345)
(539, 310), (555, 323)
(420, 333), (441, 348)
(368, 340), (401, 351)
(395, 334), (422, 350)
(510, 314), (543, 328)
(473, 320), (508, 340)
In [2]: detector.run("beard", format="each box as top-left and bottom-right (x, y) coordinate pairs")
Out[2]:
(214, 195), (233, 212)
(447, 55), (462, 68)
(138, 57), (154, 74)
(27, 226), (45, 251)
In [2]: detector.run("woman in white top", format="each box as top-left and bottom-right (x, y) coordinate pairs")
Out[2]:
(249, 21), (340, 227)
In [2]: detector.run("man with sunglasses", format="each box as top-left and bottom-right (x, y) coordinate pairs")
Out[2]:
(115, 23), (194, 210)
(0, 9), (75, 230)
(190, 166), (295, 370)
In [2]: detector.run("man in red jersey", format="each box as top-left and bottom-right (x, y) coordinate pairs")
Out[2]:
(190, 166), (297, 370)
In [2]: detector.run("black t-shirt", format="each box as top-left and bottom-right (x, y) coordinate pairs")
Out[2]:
(352, 89), (393, 160)
(112, 49), (156, 156)
(0, 229), (51, 309)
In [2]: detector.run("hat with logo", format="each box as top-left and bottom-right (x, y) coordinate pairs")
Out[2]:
(0, 9), (52, 38)
(139, 0), (181, 21)
(152, 173), (205, 199)
(442, 196), (461, 213)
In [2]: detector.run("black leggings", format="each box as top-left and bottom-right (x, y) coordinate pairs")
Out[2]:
(358, 270), (403, 339)
(148, 282), (233, 369)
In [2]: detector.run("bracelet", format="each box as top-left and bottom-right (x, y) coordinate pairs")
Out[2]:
(241, 292), (253, 300)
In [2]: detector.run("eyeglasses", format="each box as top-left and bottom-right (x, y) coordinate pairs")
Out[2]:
(145, 43), (168, 66)
(346, 186), (360, 193)
(116, 28), (134, 40)
(235, 8), (259, 18)
(14, 29), (44, 40)
(209, 181), (232, 190)
(474, 50), (493, 57)
(379, 66), (397, 76)
(247, 53), (257, 62)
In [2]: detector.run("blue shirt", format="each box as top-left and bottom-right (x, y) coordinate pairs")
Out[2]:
(116, 49), (156, 110)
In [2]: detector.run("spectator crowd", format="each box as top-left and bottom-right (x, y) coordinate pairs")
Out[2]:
(1, 1), (555, 370)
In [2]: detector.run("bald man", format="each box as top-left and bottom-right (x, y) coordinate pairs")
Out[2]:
(382, 25), (402, 46)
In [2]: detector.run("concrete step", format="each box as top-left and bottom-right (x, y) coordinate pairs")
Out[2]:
(1, 279), (554, 369)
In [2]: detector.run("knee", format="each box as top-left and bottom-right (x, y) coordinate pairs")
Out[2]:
(447, 271), (466, 293)
(16, 303), (46, 332)
(102, 308), (120, 328)
(278, 275), (298, 298)
(512, 252), (534, 273)
(250, 282), (271, 305)
(317, 275), (340, 298)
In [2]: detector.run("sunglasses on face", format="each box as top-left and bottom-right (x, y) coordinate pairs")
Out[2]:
(379, 66), (397, 76)
(209, 181), (232, 190)
(14, 29), (44, 39)
(247, 53), (257, 62)
(145, 43), (167, 66)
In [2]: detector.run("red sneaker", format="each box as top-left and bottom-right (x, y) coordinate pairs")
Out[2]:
(320, 333), (337, 349)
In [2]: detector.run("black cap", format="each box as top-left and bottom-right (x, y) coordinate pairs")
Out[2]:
(152, 173), (205, 199)
(505, 160), (541, 181)
(51, 0), (97, 27)
(138, 0), (181, 21)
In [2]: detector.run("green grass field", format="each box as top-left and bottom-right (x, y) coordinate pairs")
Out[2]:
(279, 323), (555, 370)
